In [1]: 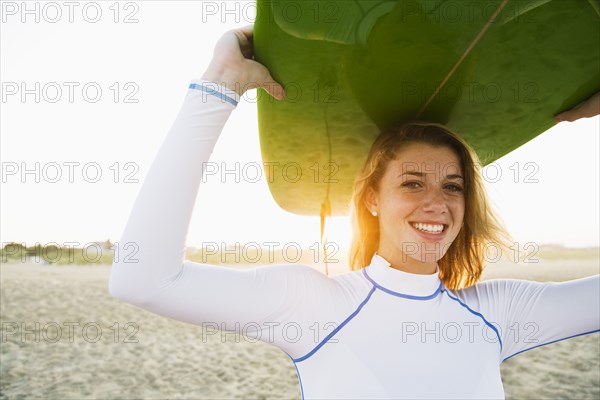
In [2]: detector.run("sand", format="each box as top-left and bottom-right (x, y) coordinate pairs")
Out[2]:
(1, 260), (598, 400)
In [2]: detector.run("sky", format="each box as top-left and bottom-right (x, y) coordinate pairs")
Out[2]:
(1, 0), (599, 253)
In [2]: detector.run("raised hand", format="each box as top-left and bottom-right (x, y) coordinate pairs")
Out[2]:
(554, 92), (600, 123)
(201, 25), (285, 100)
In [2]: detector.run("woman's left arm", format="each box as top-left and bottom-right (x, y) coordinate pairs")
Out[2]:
(554, 92), (600, 122)
(486, 276), (600, 362)
(456, 275), (600, 362)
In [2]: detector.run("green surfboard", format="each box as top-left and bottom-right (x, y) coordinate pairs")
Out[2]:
(254, 0), (600, 216)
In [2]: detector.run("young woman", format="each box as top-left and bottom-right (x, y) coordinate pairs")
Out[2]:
(109, 26), (600, 399)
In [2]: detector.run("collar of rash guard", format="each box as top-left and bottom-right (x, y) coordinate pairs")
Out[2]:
(364, 253), (443, 298)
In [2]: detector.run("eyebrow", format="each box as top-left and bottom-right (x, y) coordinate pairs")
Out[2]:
(398, 172), (464, 180)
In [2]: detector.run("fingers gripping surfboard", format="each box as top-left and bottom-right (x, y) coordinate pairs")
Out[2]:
(254, 0), (600, 216)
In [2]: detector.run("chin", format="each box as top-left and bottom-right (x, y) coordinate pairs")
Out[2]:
(402, 249), (443, 264)
(407, 242), (450, 263)
(415, 253), (443, 264)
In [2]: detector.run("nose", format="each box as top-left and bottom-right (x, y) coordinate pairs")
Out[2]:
(422, 187), (448, 213)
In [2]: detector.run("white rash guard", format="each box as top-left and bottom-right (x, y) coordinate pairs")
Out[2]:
(109, 80), (600, 400)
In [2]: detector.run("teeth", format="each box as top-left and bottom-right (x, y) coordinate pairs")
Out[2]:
(413, 223), (444, 233)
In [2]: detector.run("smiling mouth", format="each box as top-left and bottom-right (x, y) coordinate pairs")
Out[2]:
(410, 222), (447, 234)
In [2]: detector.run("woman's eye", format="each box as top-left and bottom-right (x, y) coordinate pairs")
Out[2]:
(445, 184), (464, 192)
(402, 181), (422, 189)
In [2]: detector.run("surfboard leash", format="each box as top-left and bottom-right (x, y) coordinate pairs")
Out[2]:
(320, 97), (334, 276)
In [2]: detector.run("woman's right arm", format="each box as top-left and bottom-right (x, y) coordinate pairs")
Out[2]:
(107, 25), (293, 319)
(107, 76), (240, 306)
(107, 27), (355, 357)
(109, 25), (284, 302)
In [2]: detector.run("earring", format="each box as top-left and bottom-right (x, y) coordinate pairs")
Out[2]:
(371, 210), (378, 217)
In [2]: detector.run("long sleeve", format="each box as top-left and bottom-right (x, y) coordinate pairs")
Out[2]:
(107, 81), (363, 358)
(108, 80), (239, 304)
(453, 275), (600, 363)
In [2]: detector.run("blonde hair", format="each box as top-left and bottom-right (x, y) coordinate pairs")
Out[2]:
(349, 121), (511, 290)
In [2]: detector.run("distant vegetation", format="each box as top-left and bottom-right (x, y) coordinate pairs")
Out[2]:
(0, 241), (114, 265)
(1, 242), (598, 266)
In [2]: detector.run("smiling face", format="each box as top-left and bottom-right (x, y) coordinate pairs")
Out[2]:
(366, 142), (465, 273)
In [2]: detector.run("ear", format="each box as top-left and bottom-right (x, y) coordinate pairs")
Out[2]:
(364, 186), (378, 212)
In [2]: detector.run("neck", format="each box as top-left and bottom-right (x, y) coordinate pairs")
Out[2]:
(376, 247), (438, 275)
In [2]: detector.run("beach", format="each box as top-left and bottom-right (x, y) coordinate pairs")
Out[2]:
(1, 259), (598, 400)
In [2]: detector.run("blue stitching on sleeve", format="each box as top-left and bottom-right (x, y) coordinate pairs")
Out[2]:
(502, 329), (600, 362)
(189, 83), (238, 107)
(442, 288), (503, 351)
(286, 353), (305, 400)
(293, 285), (377, 363)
